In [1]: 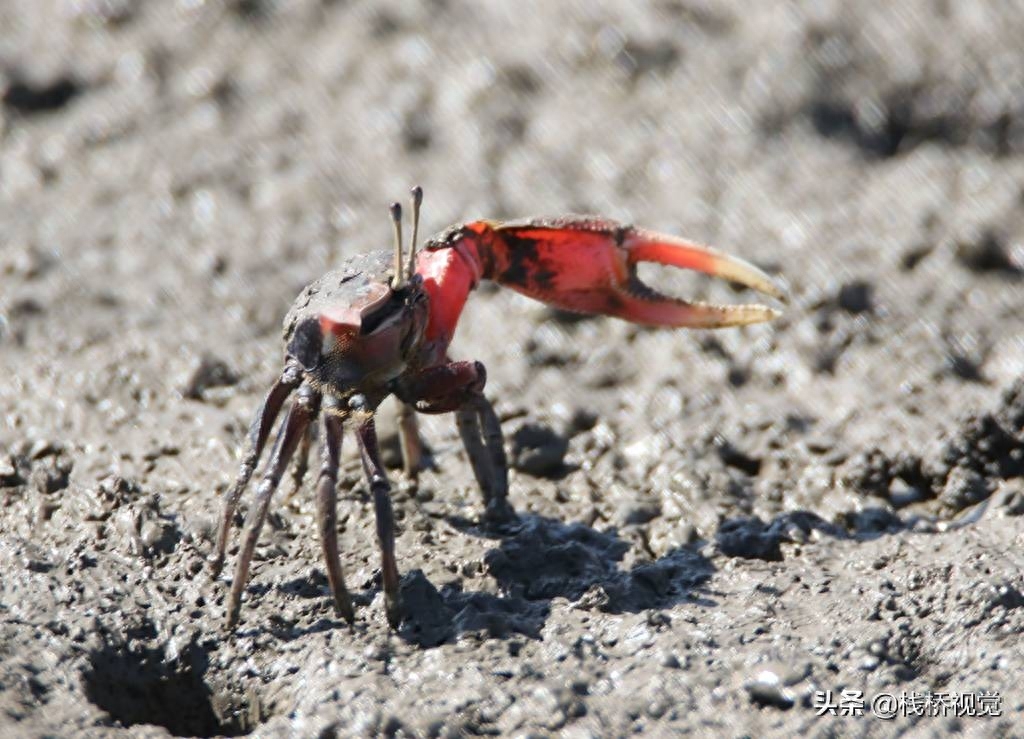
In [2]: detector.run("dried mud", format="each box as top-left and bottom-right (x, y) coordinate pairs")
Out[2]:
(2, 1), (1023, 737)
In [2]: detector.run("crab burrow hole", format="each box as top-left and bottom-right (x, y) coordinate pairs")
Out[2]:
(82, 639), (270, 737)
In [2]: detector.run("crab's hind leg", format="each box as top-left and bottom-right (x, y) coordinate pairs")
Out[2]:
(316, 399), (355, 623)
(285, 421), (315, 502)
(211, 363), (303, 577)
(225, 382), (320, 629)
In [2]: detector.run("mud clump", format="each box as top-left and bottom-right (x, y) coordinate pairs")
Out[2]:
(510, 423), (569, 477)
(838, 379), (1024, 515)
(955, 230), (1024, 275)
(715, 516), (784, 561)
(923, 379), (1024, 509)
(181, 354), (240, 401)
(399, 569), (548, 645)
(3, 75), (81, 115)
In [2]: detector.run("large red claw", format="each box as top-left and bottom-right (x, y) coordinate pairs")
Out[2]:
(477, 217), (786, 328)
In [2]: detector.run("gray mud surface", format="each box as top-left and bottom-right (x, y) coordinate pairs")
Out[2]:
(2, 2), (1023, 737)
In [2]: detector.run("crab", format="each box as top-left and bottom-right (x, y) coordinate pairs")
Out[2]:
(210, 187), (785, 629)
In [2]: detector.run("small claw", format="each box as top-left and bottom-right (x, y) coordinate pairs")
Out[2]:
(475, 217), (786, 329)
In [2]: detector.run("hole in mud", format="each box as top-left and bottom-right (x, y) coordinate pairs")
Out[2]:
(82, 641), (266, 737)
(3, 75), (81, 114)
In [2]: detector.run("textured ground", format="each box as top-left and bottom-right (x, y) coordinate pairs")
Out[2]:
(2, 1), (1023, 737)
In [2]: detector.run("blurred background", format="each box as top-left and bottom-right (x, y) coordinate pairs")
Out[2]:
(3, 1), (1023, 455)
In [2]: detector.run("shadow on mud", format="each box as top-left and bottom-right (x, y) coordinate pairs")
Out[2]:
(399, 514), (717, 648)
(712, 503), (966, 565)
(713, 510), (850, 563)
(82, 634), (269, 737)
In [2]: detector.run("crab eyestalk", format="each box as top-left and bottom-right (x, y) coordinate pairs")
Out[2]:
(390, 202), (404, 289)
(407, 185), (423, 281)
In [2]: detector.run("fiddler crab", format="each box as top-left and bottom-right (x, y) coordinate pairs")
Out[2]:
(210, 187), (785, 629)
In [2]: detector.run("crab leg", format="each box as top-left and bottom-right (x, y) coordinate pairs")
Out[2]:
(393, 361), (513, 523)
(456, 394), (512, 523)
(316, 402), (355, 623)
(225, 382), (320, 629)
(396, 401), (423, 484)
(355, 415), (403, 628)
(286, 422), (315, 500)
(211, 363), (302, 577)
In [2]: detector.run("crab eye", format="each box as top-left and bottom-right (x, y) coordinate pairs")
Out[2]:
(288, 317), (322, 370)
(359, 295), (402, 335)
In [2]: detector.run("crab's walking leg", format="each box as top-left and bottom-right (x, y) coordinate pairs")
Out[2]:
(316, 401), (355, 623)
(287, 422), (315, 500)
(476, 394), (510, 521)
(211, 363), (302, 577)
(456, 394), (513, 523)
(225, 383), (320, 629)
(455, 405), (491, 502)
(396, 401), (422, 485)
(355, 415), (403, 628)
(394, 361), (513, 523)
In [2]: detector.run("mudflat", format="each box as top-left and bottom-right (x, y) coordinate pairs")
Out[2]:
(2, 2), (1022, 736)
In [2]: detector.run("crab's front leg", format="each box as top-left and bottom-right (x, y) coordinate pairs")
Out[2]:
(225, 381), (321, 629)
(352, 409), (404, 629)
(421, 217), (785, 331)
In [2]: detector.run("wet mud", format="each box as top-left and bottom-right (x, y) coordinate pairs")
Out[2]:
(2, 1), (1023, 736)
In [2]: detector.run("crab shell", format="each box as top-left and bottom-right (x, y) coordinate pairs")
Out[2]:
(282, 251), (429, 400)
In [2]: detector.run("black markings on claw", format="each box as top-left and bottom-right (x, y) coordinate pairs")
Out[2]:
(498, 233), (557, 290)
(613, 224), (630, 248)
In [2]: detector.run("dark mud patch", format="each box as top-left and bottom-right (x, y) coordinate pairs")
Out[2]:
(954, 229), (1024, 277)
(793, 16), (1024, 158)
(399, 570), (549, 647)
(2, 74), (81, 115)
(485, 516), (714, 613)
(82, 637), (268, 737)
(715, 511), (850, 560)
(400, 516), (715, 646)
(510, 423), (570, 477)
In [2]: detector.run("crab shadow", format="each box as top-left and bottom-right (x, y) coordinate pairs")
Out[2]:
(396, 513), (717, 648)
(258, 507), (905, 645)
(712, 501), (963, 565)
